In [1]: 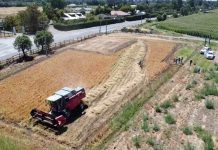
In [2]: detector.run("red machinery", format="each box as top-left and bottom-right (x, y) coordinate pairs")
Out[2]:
(30, 87), (86, 127)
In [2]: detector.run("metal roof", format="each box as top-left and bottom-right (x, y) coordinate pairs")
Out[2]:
(55, 89), (70, 96)
(75, 87), (84, 92)
(46, 95), (62, 102)
(62, 87), (74, 92)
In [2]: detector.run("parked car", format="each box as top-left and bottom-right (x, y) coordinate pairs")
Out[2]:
(200, 46), (211, 54)
(204, 51), (215, 60)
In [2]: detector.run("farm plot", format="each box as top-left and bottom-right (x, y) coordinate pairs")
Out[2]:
(0, 50), (121, 123)
(145, 39), (176, 79)
(157, 9), (218, 39)
(70, 35), (136, 54)
(0, 7), (43, 18)
(31, 37), (178, 149)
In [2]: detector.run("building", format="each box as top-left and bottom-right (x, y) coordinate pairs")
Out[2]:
(111, 11), (130, 17)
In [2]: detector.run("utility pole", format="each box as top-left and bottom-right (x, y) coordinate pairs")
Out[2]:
(44, 36), (48, 57)
(99, 19), (102, 34)
(141, 14), (143, 24)
(106, 20), (108, 34)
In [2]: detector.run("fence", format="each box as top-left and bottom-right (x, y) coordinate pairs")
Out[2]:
(0, 30), (119, 69)
(0, 31), (13, 38)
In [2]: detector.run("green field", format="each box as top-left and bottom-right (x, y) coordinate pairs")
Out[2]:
(157, 10), (218, 39)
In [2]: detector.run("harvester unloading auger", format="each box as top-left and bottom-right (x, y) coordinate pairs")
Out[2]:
(30, 87), (86, 128)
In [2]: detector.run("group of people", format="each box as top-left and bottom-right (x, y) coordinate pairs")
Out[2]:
(174, 57), (184, 65)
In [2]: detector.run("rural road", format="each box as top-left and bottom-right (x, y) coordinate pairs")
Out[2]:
(0, 19), (146, 61)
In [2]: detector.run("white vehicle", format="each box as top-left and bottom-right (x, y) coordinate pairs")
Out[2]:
(76, 13), (86, 19)
(200, 46), (211, 54)
(204, 51), (215, 60)
(62, 13), (86, 20)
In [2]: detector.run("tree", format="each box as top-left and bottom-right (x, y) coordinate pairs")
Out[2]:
(178, 0), (183, 10)
(14, 35), (32, 59)
(43, 4), (55, 20)
(180, 6), (189, 16)
(49, 0), (66, 9)
(188, 0), (195, 9)
(162, 13), (167, 21)
(172, 0), (183, 11)
(107, 0), (116, 7)
(34, 30), (54, 54)
(25, 5), (41, 33)
(17, 4), (42, 34)
(120, 5), (133, 12)
(3, 16), (17, 31)
(157, 14), (163, 21)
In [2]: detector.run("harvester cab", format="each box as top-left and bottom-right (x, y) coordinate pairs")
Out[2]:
(30, 86), (86, 128)
(46, 94), (64, 114)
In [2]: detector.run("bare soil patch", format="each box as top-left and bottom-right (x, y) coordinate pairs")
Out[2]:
(0, 7), (42, 18)
(145, 39), (176, 79)
(70, 35), (136, 54)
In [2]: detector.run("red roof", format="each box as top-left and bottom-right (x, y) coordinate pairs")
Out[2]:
(111, 11), (130, 16)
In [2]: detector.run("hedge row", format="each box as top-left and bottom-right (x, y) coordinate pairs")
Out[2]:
(54, 18), (125, 31)
(125, 15), (146, 21)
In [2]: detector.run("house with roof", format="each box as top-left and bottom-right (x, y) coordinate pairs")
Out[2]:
(111, 11), (130, 17)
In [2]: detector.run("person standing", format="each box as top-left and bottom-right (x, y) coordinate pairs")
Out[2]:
(190, 60), (193, 66)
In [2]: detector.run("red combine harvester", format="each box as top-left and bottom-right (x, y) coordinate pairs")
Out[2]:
(30, 87), (86, 128)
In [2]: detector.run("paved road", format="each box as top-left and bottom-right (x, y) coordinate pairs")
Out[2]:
(0, 19), (146, 61)
(1, 18), (218, 61)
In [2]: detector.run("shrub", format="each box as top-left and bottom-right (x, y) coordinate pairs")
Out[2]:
(184, 142), (195, 150)
(155, 105), (162, 113)
(195, 94), (205, 101)
(200, 83), (218, 96)
(162, 13), (167, 21)
(132, 136), (141, 148)
(172, 94), (179, 102)
(193, 66), (201, 73)
(186, 84), (193, 90)
(205, 100), (214, 109)
(157, 15), (163, 21)
(142, 114), (149, 132)
(160, 100), (173, 109)
(191, 80), (197, 85)
(147, 137), (156, 146)
(153, 145), (163, 150)
(54, 18), (125, 31)
(173, 13), (178, 18)
(125, 15), (146, 21)
(153, 123), (160, 132)
(182, 127), (193, 135)
(194, 126), (214, 150)
(165, 114), (176, 124)
(146, 19), (152, 23)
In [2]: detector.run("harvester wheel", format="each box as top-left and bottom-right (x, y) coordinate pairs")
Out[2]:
(80, 103), (84, 111)
(63, 109), (71, 118)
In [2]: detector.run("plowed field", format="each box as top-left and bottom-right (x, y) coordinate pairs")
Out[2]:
(145, 39), (176, 79)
